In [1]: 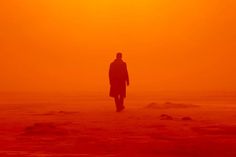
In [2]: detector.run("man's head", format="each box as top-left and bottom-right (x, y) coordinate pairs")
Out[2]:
(116, 52), (122, 59)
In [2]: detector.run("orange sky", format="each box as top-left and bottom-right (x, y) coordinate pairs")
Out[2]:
(0, 0), (236, 92)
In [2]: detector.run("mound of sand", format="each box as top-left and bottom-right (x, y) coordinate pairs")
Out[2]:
(146, 102), (198, 109)
(192, 125), (236, 135)
(34, 111), (79, 116)
(182, 116), (193, 121)
(23, 122), (68, 136)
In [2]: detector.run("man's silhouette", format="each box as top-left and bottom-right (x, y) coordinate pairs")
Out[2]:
(109, 53), (129, 112)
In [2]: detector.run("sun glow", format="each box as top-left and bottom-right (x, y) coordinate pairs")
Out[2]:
(0, 0), (236, 92)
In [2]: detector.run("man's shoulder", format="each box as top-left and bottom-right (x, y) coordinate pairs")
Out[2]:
(122, 61), (127, 66)
(110, 61), (115, 66)
(110, 59), (126, 66)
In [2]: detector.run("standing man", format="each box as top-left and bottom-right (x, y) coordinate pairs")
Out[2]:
(109, 52), (129, 112)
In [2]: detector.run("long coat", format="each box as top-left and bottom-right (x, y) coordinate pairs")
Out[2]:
(109, 59), (129, 98)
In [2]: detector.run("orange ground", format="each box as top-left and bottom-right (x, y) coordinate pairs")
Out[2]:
(0, 92), (235, 157)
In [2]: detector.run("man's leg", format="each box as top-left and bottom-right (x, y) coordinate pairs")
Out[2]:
(114, 96), (120, 111)
(119, 96), (125, 111)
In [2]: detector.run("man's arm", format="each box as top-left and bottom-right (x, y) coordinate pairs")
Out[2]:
(109, 63), (112, 85)
(125, 63), (129, 86)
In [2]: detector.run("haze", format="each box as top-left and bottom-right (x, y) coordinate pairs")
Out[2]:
(0, 0), (236, 92)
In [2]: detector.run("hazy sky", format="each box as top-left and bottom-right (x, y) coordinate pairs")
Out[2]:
(0, 0), (236, 92)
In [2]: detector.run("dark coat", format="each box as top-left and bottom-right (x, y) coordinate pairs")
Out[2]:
(109, 59), (129, 98)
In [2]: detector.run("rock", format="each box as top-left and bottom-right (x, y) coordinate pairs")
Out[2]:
(160, 114), (173, 120)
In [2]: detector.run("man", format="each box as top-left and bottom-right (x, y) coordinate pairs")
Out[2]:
(109, 52), (129, 112)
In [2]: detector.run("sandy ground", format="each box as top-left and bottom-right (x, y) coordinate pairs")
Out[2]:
(0, 92), (236, 157)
